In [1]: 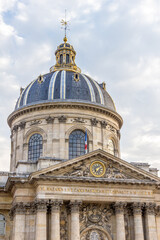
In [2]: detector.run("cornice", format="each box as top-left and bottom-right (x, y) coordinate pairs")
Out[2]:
(7, 102), (123, 128)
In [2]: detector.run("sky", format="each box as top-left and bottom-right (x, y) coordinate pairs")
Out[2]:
(0, 0), (160, 174)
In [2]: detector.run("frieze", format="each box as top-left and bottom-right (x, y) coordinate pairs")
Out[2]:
(38, 186), (153, 198)
(73, 117), (85, 123)
(30, 119), (42, 125)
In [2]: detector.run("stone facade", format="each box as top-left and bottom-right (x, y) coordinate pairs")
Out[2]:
(0, 38), (160, 240)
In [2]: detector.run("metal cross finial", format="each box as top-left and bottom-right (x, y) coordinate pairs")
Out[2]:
(61, 9), (69, 42)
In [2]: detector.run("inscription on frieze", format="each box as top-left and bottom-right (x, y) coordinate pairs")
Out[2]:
(38, 186), (153, 198)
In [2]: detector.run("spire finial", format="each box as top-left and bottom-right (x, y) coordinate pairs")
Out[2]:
(61, 9), (69, 43)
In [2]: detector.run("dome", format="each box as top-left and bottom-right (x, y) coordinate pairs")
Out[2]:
(15, 70), (116, 111)
(15, 39), (116, 112)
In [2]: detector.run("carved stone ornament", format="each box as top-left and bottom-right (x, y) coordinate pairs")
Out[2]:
(81, 229), (104, 240)
(105, 164), (127, 179)
(46, 116), (54, 124)
(114, 202), (127, 214)
(51, 200), (63, 212)
(35, 199), (48, 211)
(90, 118), (98, 126)
(30, 119), (42, 126)
(19, 121), (26, 129)
(132, 202), (144, 214)
(64, 162), (90, 177)
(73, 117), (85, 123)
(13, 125), (18, 132)
(10, 202), (27, 219)
(145, 202), (156, 215)
(100, 121), (107, 129)
(156, 206), (160, 216)
(58, 115), (67, 123)
(80, 203), (113, 235)
(70, 200), (82, 213)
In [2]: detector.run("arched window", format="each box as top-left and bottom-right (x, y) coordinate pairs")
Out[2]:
(108, 139), (115, 156)
(0, 214), (5, 235)
(60, 54), (63, 64)
(28, 134), (43, 162)
(66, 54), (69, 64)
(69, 130), (87, 159)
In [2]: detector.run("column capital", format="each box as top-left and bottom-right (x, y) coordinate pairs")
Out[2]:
(156, 205), (160, 216)
(145, 202), (156, 215)
(70, 200), (82, 213)
(132, 202), (144, 215)
(50, 200), (63, 212)
(10, 202), (26, 220)
(35, 199), (48, 212)
(114, 202), (127, 214)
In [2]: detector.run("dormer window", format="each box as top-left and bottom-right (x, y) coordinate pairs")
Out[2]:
(74, 73), (79, 82)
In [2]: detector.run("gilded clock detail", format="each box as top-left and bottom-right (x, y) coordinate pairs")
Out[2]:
(90, 161), (106, 177)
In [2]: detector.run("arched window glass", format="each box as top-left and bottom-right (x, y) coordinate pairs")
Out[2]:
(60, 54), (63, 64)
(0, 215), (5, 235)
(108, 139), (115, 155)
(66, 54), (69, 64)
(28, 134), (43, 162)
(69, 130), (87, 159)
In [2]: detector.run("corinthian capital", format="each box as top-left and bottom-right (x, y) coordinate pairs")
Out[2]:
(145, 202), (156, 215)
(50, 200), (63, 212)
(114, 202), (127, 214)
(132, 202), (144, 214)
(70, 200), (82, 213)
(35, 199), (48, 212)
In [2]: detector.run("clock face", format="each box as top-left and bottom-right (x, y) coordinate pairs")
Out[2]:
(90, 161), (106, 177)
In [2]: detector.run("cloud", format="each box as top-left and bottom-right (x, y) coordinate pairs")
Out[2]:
(0, 0), (160, 176)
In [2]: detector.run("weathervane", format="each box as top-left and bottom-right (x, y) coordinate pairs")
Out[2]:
(61, 9), (69, 43)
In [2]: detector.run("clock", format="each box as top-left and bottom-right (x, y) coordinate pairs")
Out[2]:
(90, 161), (106, 177)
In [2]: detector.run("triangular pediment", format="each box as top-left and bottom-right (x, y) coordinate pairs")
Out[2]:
(30, 149), (160, 184)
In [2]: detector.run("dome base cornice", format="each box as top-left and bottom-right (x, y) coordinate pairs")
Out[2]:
(8, 102), (123, 128)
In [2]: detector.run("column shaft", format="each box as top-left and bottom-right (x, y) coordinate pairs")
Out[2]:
(51, 201), (62, 240)
(133, 203), (144, 240)
(145, 203), (158, 240)
(35, 200), (47, 240)
(70, 201), (81, 240)
(115, 202), (126, 240)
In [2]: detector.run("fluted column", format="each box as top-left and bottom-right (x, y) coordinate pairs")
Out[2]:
(11, 202), (26, 240)
(35, 200), (47, 240)
(145, 203), (158, 240)
(114, 202), (126, 240)
(132, 202), (144, 240)
(156, 206), (160, 240)
(51, 200), (62, 240)
(70, 201), (81, 240)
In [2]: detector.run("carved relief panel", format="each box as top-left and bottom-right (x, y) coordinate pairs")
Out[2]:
(80, 203), (113, 240)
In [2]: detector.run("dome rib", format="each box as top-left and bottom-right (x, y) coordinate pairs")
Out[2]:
(15, 70), (116, 112)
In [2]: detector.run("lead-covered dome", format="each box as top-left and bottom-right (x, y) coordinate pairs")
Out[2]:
(15, 38), (116, 112)
(15, 71), (116, 111)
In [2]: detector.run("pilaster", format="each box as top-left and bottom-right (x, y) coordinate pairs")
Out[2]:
(35, 200), (48, 240)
